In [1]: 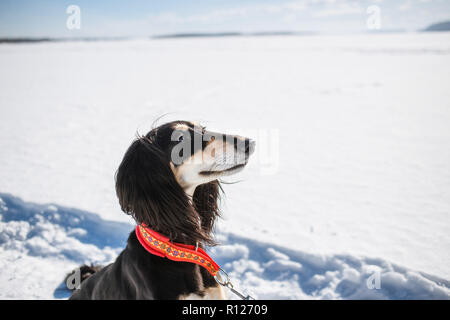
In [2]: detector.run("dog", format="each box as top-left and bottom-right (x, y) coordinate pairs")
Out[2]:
(68, 120), (255, 299)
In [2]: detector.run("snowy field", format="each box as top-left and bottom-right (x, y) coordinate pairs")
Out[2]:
(0, 32), (449, 299)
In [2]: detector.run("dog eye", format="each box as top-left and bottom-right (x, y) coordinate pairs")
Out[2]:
(178, 135), (184, 142)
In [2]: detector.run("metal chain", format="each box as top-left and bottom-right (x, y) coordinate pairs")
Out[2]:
(214, 268), (255, 300)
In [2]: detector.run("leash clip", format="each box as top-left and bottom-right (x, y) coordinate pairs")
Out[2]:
(214, 268), (255, 300)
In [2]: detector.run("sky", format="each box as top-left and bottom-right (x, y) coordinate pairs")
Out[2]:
(0, 0), (449, 38)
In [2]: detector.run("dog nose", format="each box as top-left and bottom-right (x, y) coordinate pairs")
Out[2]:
(245, 139), (256, 156)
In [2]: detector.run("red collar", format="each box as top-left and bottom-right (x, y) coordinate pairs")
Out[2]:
(135, 224), (220, 276)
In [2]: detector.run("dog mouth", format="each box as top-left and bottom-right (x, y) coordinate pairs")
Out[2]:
(198, 139), (255, 177)
(199, 163), (247, 176)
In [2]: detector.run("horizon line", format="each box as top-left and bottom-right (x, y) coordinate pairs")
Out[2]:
(1, 28), (449, 44)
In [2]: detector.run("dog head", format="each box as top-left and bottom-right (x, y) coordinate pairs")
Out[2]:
(115, 120), (255, 245)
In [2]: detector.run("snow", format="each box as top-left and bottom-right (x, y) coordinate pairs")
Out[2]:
(0, 194), (126, 299)
(0, 193), (448, 300)
(0, 32), (450, 299)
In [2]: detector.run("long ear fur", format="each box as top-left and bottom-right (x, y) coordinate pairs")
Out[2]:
(115, 137), (217, 246)
(193, 180), (222, 239)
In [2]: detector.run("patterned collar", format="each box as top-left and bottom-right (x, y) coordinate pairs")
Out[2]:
(135, 224), (220, 276)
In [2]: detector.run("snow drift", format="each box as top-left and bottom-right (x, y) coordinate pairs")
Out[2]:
(0, 193), (448, 300)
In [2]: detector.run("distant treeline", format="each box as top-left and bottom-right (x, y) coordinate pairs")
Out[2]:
(423, 21), (450, 32)
(152, 31), (314, 39)
(0, 37), (131, 44)
(0, 31), (314, 44)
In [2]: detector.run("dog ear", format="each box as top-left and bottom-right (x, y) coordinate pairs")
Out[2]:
(115, 137), (214, 245)
(193, 180), (222, 239)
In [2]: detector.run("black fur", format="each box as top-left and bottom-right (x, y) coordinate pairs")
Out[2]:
(69, 231), (218, 299)
(69, 121), (222, 300)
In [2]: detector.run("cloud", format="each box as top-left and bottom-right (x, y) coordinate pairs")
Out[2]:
(313, 2), (363, 17)
(146, 2), (305, 26)
(147, 7), (249, 25)
(77, 0), (447, 37)
(398, 0), (412, 11)
(145, 0), (367, 27)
